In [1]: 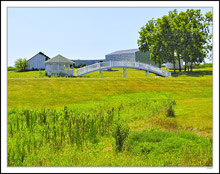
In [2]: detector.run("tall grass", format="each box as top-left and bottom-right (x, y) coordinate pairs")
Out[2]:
(8, 106), (116, 165)
(8, 97), (177, 166)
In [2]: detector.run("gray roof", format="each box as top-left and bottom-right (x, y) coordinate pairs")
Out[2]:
(45, 54), (74, 64)
(106, 48), (139, 55)
(28, 52), (50, 62)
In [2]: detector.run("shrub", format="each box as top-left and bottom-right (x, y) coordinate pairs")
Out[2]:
(166, 100), (176, 117)
(112, 121), (130, 152)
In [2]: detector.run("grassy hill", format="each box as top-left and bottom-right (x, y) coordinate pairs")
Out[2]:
(7, 67), (213, 166)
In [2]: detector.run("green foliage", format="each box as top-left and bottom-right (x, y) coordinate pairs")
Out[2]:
(138, 9), (213, 72)
(8, 96), (181, 166)
(126, 129), (212, 166)
(7, 105), (118, 166)
(8, 66), (17, 71)
(166, 100), (176, 117)
(112, 121), (130, 152)
(192, 63), (212, 68)
(14, 58), (29, 72)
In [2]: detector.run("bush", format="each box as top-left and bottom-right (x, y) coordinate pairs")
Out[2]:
(112, 121), (130, 152)
(166, 100), (176, 117)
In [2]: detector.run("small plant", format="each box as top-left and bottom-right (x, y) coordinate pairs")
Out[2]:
(38, 71), (45, 78)
(112, 121), (130, 152)
(140, 142), (154, 154)
(166, 100), (176, 117)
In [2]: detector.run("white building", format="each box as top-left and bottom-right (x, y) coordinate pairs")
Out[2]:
(26, 52), (50, 70)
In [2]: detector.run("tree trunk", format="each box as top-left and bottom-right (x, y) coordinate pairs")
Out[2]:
(184, 57), (187, 72)
(173, 52), (176, 73)
(188, 62), (189, 72)
(190, 61), (193, 72)
(177, 54), (181, 72)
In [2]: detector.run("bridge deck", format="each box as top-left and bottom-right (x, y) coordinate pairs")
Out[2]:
(75, 61), (171, 77)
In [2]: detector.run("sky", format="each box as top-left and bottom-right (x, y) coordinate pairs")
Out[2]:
(8, 7), (212, 66)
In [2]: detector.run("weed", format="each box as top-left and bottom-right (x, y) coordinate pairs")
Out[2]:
(112, 121), (130, 152)
(166, 100), (176, 117)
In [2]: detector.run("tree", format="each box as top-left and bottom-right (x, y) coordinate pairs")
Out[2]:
(159, 15), (177, 72)
(138, 14), (178, 69)
(14, 58), (29, 71)
(137, 18), (167, 68)
(138, 9), (213, 73)
(183, 9), (212, 72)
(166, 9), (179, 73)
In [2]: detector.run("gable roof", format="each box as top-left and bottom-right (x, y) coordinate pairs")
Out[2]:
(28, 52), (50, 61)
(106, 48), (139, 55)
(39, 52), (50, 60)
(45, 54), (74, 64)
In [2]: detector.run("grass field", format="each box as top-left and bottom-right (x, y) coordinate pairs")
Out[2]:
(7, 67), (213, 166)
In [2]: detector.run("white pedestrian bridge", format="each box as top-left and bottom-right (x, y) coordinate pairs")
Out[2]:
(75, 61), (171, 77)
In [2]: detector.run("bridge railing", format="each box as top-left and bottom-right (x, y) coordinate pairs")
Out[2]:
(75, 62), (98, 75)
(75, 61), (171, 77)
(138, 62), (171, 77)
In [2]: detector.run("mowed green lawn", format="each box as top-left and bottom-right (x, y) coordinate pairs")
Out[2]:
(7, 67), (213, 166)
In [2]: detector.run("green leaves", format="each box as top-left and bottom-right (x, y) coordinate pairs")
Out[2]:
(138, 9), (213, 72)
(14, 58), (29, 72)
(112, 121), (130, 152)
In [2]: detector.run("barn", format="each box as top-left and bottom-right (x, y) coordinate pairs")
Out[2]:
(26, 52), (50, 70)
(105, 49), (158, 66)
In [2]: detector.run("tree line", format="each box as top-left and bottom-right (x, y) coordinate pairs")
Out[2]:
(138, 9), (213, 72)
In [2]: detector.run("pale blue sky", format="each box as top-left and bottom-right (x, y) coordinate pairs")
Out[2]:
(8, 7), (212, 66)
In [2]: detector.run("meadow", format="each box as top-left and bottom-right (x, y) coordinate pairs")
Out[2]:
(7, 67), (213, 166)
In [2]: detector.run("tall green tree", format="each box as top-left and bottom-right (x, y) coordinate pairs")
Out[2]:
(138, 9), (213, 73)
(168, 9), (179, 73)
(138, 18), (167, 68)
(160, 14), (177, 72)
(184, 9), (212, 72)
(14, 58), (29, 71)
